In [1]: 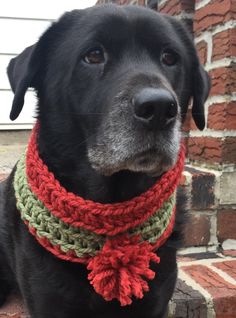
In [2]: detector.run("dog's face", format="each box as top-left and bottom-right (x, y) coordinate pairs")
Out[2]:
(7, 5), (210, 178)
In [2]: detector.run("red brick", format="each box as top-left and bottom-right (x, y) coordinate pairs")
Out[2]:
(223, 137), (236, 163)
(177, 255), (196, 262)
(196, 40), (208, 65)
(191, 170), (215, 209)
(208, 102), (236, 130)
(138, 0), (145, 5)
(187, 137), (223, 163)
(182, 264), (236, 296)
(0, 294), (27, 317)
(182, 108), (198, 132)
(222, 250), (236, 257)
(179, 173), (187, 186)
(209, 65), (236, 96)
(194, 0), (236, 35)
(212, 29), (236, 61)
(183, 214), (211, 247)
(217, 210), (236, 243)
(182, 264), (236, 318)
(120, 0), (132, 4)
(159, 0), (182, 15)
(0, 174), (7, 182)
(159, 0), (195, 15)
(212, 260), (236, 281)
(187, 137), (236, 164)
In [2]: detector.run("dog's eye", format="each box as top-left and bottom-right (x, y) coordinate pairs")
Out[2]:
(161, 50), (178, 66)
(83, 47), (105, 64)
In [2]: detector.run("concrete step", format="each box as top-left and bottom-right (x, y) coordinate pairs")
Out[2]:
(0, 130), (30, 174)
(0, 253), (235, 317)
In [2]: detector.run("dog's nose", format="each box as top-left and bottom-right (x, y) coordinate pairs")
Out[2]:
(133, 88), (178, 129)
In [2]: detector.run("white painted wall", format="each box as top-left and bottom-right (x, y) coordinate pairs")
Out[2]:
(0, 0), (97, 129)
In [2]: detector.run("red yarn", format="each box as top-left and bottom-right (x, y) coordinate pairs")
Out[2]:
(87, 234), (160, 306)
(22, 203), (176, 266)
(22, 123), (185, 306)
(26, 123), (185, 236)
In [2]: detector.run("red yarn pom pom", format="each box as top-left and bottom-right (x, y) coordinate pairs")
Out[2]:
(87, 234), (160, 306)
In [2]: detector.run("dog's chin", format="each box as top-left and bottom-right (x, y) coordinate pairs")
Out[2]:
(90, 153), (176, 177)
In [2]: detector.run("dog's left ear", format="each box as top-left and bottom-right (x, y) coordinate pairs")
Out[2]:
(191, 62), (211, 130)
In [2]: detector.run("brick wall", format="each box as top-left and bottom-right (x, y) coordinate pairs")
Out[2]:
(96, 0), (236, 253)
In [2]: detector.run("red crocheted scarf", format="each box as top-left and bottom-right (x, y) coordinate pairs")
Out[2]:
(17, 123), (185, 306)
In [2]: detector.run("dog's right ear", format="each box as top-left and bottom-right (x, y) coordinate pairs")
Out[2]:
(7, 10), (82, 121)
(7, 44), (39, 120)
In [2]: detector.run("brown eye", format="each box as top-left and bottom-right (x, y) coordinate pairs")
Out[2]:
(83, 47), (105, 64)
(161, 50), (178, 66)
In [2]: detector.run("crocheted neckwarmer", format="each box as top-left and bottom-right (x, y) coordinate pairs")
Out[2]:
(14, 124), (185, 306)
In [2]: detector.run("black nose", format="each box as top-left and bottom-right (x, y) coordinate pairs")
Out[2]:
(133, 88), (178, 129)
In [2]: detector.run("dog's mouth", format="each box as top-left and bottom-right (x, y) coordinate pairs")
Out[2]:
(129, 149), (173, 176)
(89, 147), (176, 177)
(88, 118), (181, 177)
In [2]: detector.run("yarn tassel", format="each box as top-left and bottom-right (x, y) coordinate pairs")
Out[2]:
(87, 234), (160, 306)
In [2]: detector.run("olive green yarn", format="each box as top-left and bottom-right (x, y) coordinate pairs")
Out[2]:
(14, 153), (104, 258)
(14, 152), (175, 259)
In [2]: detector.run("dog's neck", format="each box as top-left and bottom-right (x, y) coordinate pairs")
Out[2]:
(37, 126), (158, 204)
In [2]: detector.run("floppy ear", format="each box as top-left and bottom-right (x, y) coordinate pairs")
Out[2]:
(7, 10), (79, 121)
(192, 64), (211, 130)
(164, 16), (211, 131)
(7, 44), (39, 120)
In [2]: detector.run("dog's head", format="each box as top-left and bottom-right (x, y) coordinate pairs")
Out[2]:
(7, 4), (210, 178)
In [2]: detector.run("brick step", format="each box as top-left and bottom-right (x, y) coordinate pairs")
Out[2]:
(171, 253), (236, 318)
(0, 253), (235, 318)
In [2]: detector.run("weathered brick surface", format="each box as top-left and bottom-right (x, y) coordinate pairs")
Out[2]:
(179, 252), (221, 260)
(0, 174), (7, 182)
(208, 102), (236, 130)
(223, 137), (236, 164)
(196, 40), (207, 65)
(171, 279), (208, 317)
(217, 210), (236, 243)
(191, 170), (215, 209)
(213, 260), (236, 281)
(0, 294), (28, 318)
(183, 214), (211, 246)
(194, 0), (236, 35)
(182, 264), (236, 296)
(159, 0), (195, 15)
(212, 28), (236, 61)
(158, 0), (182, 15)
(182, 108), (198, 132)
(182, 264), (236, 318)
(187, 137), (236, 164)
(187, 137), (223, 163)
(209, 65), (236, 96)
(138, 0), (145, 5)
(223, 250), (236, 257)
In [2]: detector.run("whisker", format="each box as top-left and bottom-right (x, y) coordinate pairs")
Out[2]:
(75, 132), (99, 148)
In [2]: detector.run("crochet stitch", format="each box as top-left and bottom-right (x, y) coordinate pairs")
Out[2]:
(14, 124), (185, 306)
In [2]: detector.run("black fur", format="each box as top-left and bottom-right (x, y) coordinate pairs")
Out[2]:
(0, 4), (210, 318)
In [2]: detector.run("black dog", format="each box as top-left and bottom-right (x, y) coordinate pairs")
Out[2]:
(0, 4), (210, 318)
